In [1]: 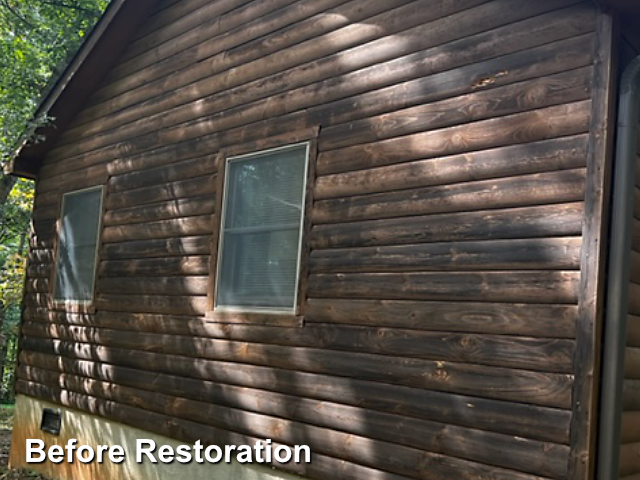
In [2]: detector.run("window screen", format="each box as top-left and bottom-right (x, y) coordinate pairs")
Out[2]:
(216, 143), (309, 312)
(53, 187), (103, 302)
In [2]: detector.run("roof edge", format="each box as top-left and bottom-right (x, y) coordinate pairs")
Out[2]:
(10, 0), (159, 179)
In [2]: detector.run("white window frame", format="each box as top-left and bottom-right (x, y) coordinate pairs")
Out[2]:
(52, 185), (104, 305)
(213, 142), (310, 315)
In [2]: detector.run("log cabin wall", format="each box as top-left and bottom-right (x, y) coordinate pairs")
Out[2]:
(16, 0), (609, 479)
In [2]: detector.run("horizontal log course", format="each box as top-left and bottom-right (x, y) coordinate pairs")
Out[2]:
(14, 380), (415, 480)
(315, 134), (588, 200)
(72, 0), (593, 157)
(36, 29), (591, 200)
(31, 203), (59, 222)
(28, 249), (53, 264)
(634, 218), (640, 248)
(632, 250), (640, 283)
(120, 0), (228, 60)
(101, 215), (215, 243)
(24, 301), (575, 340)
(627, 347), (640, 380)
(620, 443), (640, 478)
(109, 156), (217, 193)
(98, 255), (209, 277)
(310, 237), (582, 273)
(23, 294), (50, 310)
(95, 294), (208, 316)
(19, 336), (573, 408)
(304, 299), (577, 338)
(21, 320), (575, 373)
(622, 412), (640, 444)
(631, 283), (640, 316)
(29, 237), (54, 251)
(17, 365), (569, 479)
(89, 0), (364, 108)
(57, 0), (449, 151)
(105, 175), (216, 211)
(620, 475), (640, 480)
(313, 169), (586, 224)
(111, 0), (297, 80)
(31, 220), (56, 243)
(310, 202), (584, 249)
(318, 68), (592, 152)
(25, 278), (49, 294)
(308, 271), (580, 305)
(38, 152), (217, 196)
(97, 276), (209, 296)
(16, 380), (557, 480)
(634, 187), (640, 219)
(26, 263), (51, 279)
(18, 350), (571, 444)
(102, 235), (211, 260)
(629, 316), (640, 349)
(61, 44), (593, 173)
(317, 101), (590, 176)
(103, 195), (215, 226)
(624, 379), (640, 411)
(41, 6), (595, 181)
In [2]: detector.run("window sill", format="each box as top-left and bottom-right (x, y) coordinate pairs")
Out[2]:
(205, 310), (304, 327)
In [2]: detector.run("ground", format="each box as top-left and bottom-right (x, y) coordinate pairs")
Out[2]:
(0, 406), (46, 480)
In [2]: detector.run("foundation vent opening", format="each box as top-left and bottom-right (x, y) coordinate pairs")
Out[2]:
(40, 408), (61, 435)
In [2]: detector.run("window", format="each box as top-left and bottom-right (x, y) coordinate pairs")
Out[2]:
(215, 143), (310, 313)
(52, 186), (103, 303)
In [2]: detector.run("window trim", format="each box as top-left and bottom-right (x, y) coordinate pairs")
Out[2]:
(213, 142), (311, 315)
(206, 127), (319, 325)
(50, 185), (105, 311)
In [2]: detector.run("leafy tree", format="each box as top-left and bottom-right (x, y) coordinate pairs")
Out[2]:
(0, 0), (110, 402)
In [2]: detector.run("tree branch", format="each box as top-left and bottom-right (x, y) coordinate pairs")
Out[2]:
(0, 0), (35, 29)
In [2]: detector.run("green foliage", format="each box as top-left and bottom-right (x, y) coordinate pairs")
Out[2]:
(0, 0), (109, 160)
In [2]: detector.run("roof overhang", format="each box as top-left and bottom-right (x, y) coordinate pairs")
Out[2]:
(9, 0), (159, 179)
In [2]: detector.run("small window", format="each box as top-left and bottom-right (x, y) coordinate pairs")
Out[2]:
(215, 143), (309, 313)
(53, 186), (103, 303)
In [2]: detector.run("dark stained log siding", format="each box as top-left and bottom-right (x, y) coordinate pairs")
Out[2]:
(18, 1), (605, 480)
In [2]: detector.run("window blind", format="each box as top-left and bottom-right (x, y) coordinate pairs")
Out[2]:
(216, 144), (308, 311)
(53, 187), (103, 302)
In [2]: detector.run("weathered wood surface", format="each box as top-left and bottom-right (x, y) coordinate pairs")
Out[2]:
(17, 380), (565, 480)
(315, 134), (588, 200)
(20, 336), (573, 409)
(18, 1), (603, 479)
(310, 237), (581, 273)
(304, 299), (577, 338)
(620, 443), (640, 478)
(622, 412), (640, 444)
(629, 315), (640, 349)
(310, 203), (584, 249)
(102, 235), (211, 259)
(102, 215), (215, 243)
(55, 0), (577, 158)
(21, 301), (577, 341)
(103, 195), (215, 226)
(18, 366), (569, 479)
(313, 169), (586, 224)
(308, 271), (580, 304)
(39, 3), (596, 182)
(20, 349), (570, 444)
(21, 321), (575, 373)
